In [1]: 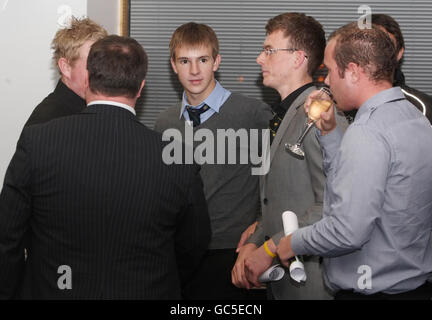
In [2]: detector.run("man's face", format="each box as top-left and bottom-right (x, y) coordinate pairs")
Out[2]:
(63, 40), (94, 99)
(171, 45), (220, 106)
(256, 30), (295, 95)
(324, 39), (353, 111)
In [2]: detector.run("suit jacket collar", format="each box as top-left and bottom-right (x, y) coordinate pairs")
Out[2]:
(82, 103), (139, 121)
(270, 85), (316, 163)
(56, 79), (86, 109)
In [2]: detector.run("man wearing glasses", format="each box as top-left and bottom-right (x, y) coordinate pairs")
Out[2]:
(232, 12), (347, 299)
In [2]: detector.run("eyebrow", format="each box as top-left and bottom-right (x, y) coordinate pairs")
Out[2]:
(176, 55), (211, 60)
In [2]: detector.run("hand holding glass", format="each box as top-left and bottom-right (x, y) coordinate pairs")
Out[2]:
(285, 87), (333, 159)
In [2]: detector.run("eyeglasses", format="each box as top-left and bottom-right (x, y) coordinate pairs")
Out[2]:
(261, 48), (308, 59)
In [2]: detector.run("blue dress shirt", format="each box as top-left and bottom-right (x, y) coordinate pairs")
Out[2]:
(291, 87), (432, 294)
(179, 81), (231, 124)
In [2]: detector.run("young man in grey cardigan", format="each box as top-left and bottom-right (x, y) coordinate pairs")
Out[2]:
(154, 22), (272, 300)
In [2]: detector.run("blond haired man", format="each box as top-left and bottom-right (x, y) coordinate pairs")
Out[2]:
(25, 16), (107, 126)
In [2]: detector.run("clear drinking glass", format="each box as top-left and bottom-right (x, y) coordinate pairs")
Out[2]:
(285, 87), (333, 160)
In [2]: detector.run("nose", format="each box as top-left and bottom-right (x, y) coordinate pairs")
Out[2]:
(256, 51), (265, 65)
(190, 60), (200, 75)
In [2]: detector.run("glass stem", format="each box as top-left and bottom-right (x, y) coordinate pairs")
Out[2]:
(295, 121), (315, 145)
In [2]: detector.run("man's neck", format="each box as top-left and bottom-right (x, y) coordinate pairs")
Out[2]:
(278, 75), (313, 101)
(86, 92), (136, 109)
(61, 77), (84, 99)
(356, 81), (393, 108)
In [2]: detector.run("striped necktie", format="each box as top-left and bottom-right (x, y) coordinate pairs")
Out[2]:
(186, 104), (210, 127)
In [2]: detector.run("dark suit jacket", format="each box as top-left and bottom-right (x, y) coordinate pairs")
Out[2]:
(25, 79), (86, 127)
(0, 104), (211, 299)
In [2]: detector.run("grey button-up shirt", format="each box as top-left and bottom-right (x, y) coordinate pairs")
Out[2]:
(291, 87), (432, 294)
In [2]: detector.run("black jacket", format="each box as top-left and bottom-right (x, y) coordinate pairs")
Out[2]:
(0, 104), (211, 299)
(394, 68), (432, 124)
(25, 79), (86, 127)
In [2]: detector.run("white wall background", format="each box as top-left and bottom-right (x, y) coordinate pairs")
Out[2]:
(87, 0), (120, 35)
(0, 0), (119, 183)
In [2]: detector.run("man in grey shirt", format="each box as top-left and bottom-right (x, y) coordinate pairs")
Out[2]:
(274, 23), (432, 299)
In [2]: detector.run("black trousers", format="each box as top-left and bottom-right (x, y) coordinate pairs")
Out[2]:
(182, 248), (266, 300)
(335, 281), (432, 300)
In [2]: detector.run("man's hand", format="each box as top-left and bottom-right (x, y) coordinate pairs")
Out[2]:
(236, 221), (258, 252)
(305, 89), (337, 135)
(244, 239), (276, 288)
(276, 234), (296, 268)
(231, 243), (256, 289)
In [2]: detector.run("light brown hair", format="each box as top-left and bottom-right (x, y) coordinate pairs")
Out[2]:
(328, 22), (397, 83)
(169, 22), (219, 60)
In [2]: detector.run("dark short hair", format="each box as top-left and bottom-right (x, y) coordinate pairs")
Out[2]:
(265, 12), (326, 76)
(371, 14), (405, 53)
(170, 22), (219, 60)
(328, 22), (398, 83)
(87, 35), (148, 98)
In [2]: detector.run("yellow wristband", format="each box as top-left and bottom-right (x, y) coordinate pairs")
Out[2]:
(263, 241), (276, 258)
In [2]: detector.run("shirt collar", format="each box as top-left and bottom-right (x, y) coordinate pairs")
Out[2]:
(354, 87), (405, 123)
(276, 82), (314, 116)
(87, 100), (136, 115)
(179, 81), (230, 119)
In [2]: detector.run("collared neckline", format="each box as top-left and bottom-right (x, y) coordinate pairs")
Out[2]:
(57, 79), (86, 107)
(178, 80), (231, 119)
(354, 87), (405, 123)
(269, 82), (314, 142)
(87, 100), (136, 115)
(278, 82), (314, 115)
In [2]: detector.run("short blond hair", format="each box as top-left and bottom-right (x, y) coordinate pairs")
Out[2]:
(52, 16), (108, 72)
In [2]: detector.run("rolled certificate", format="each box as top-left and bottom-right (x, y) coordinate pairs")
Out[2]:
(282, 211), (307, 283)
(258, 264), (285, 283)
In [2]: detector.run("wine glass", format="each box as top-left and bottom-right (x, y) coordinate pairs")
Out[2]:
(285, 87), (333, 160)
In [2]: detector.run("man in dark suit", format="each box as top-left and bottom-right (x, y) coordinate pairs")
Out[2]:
(25, 16), (107, 126)
(19, 17), (108, 299)
(0, 35), (211, 299)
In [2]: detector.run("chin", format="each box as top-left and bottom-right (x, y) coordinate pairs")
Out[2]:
(262, 78), (273, 89)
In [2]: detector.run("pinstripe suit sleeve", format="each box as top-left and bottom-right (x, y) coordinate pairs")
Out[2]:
(175, 164), (211, 286)
(0, 129), (32, 299)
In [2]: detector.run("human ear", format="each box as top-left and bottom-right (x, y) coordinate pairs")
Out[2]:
(397, 47), (404, 62)
(346, 62), (360, 83)
(170, 58), (178, 74)
(136, 80), (146, 98)
(58, 57), (72, 79)
(212, 54), (221, 72)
